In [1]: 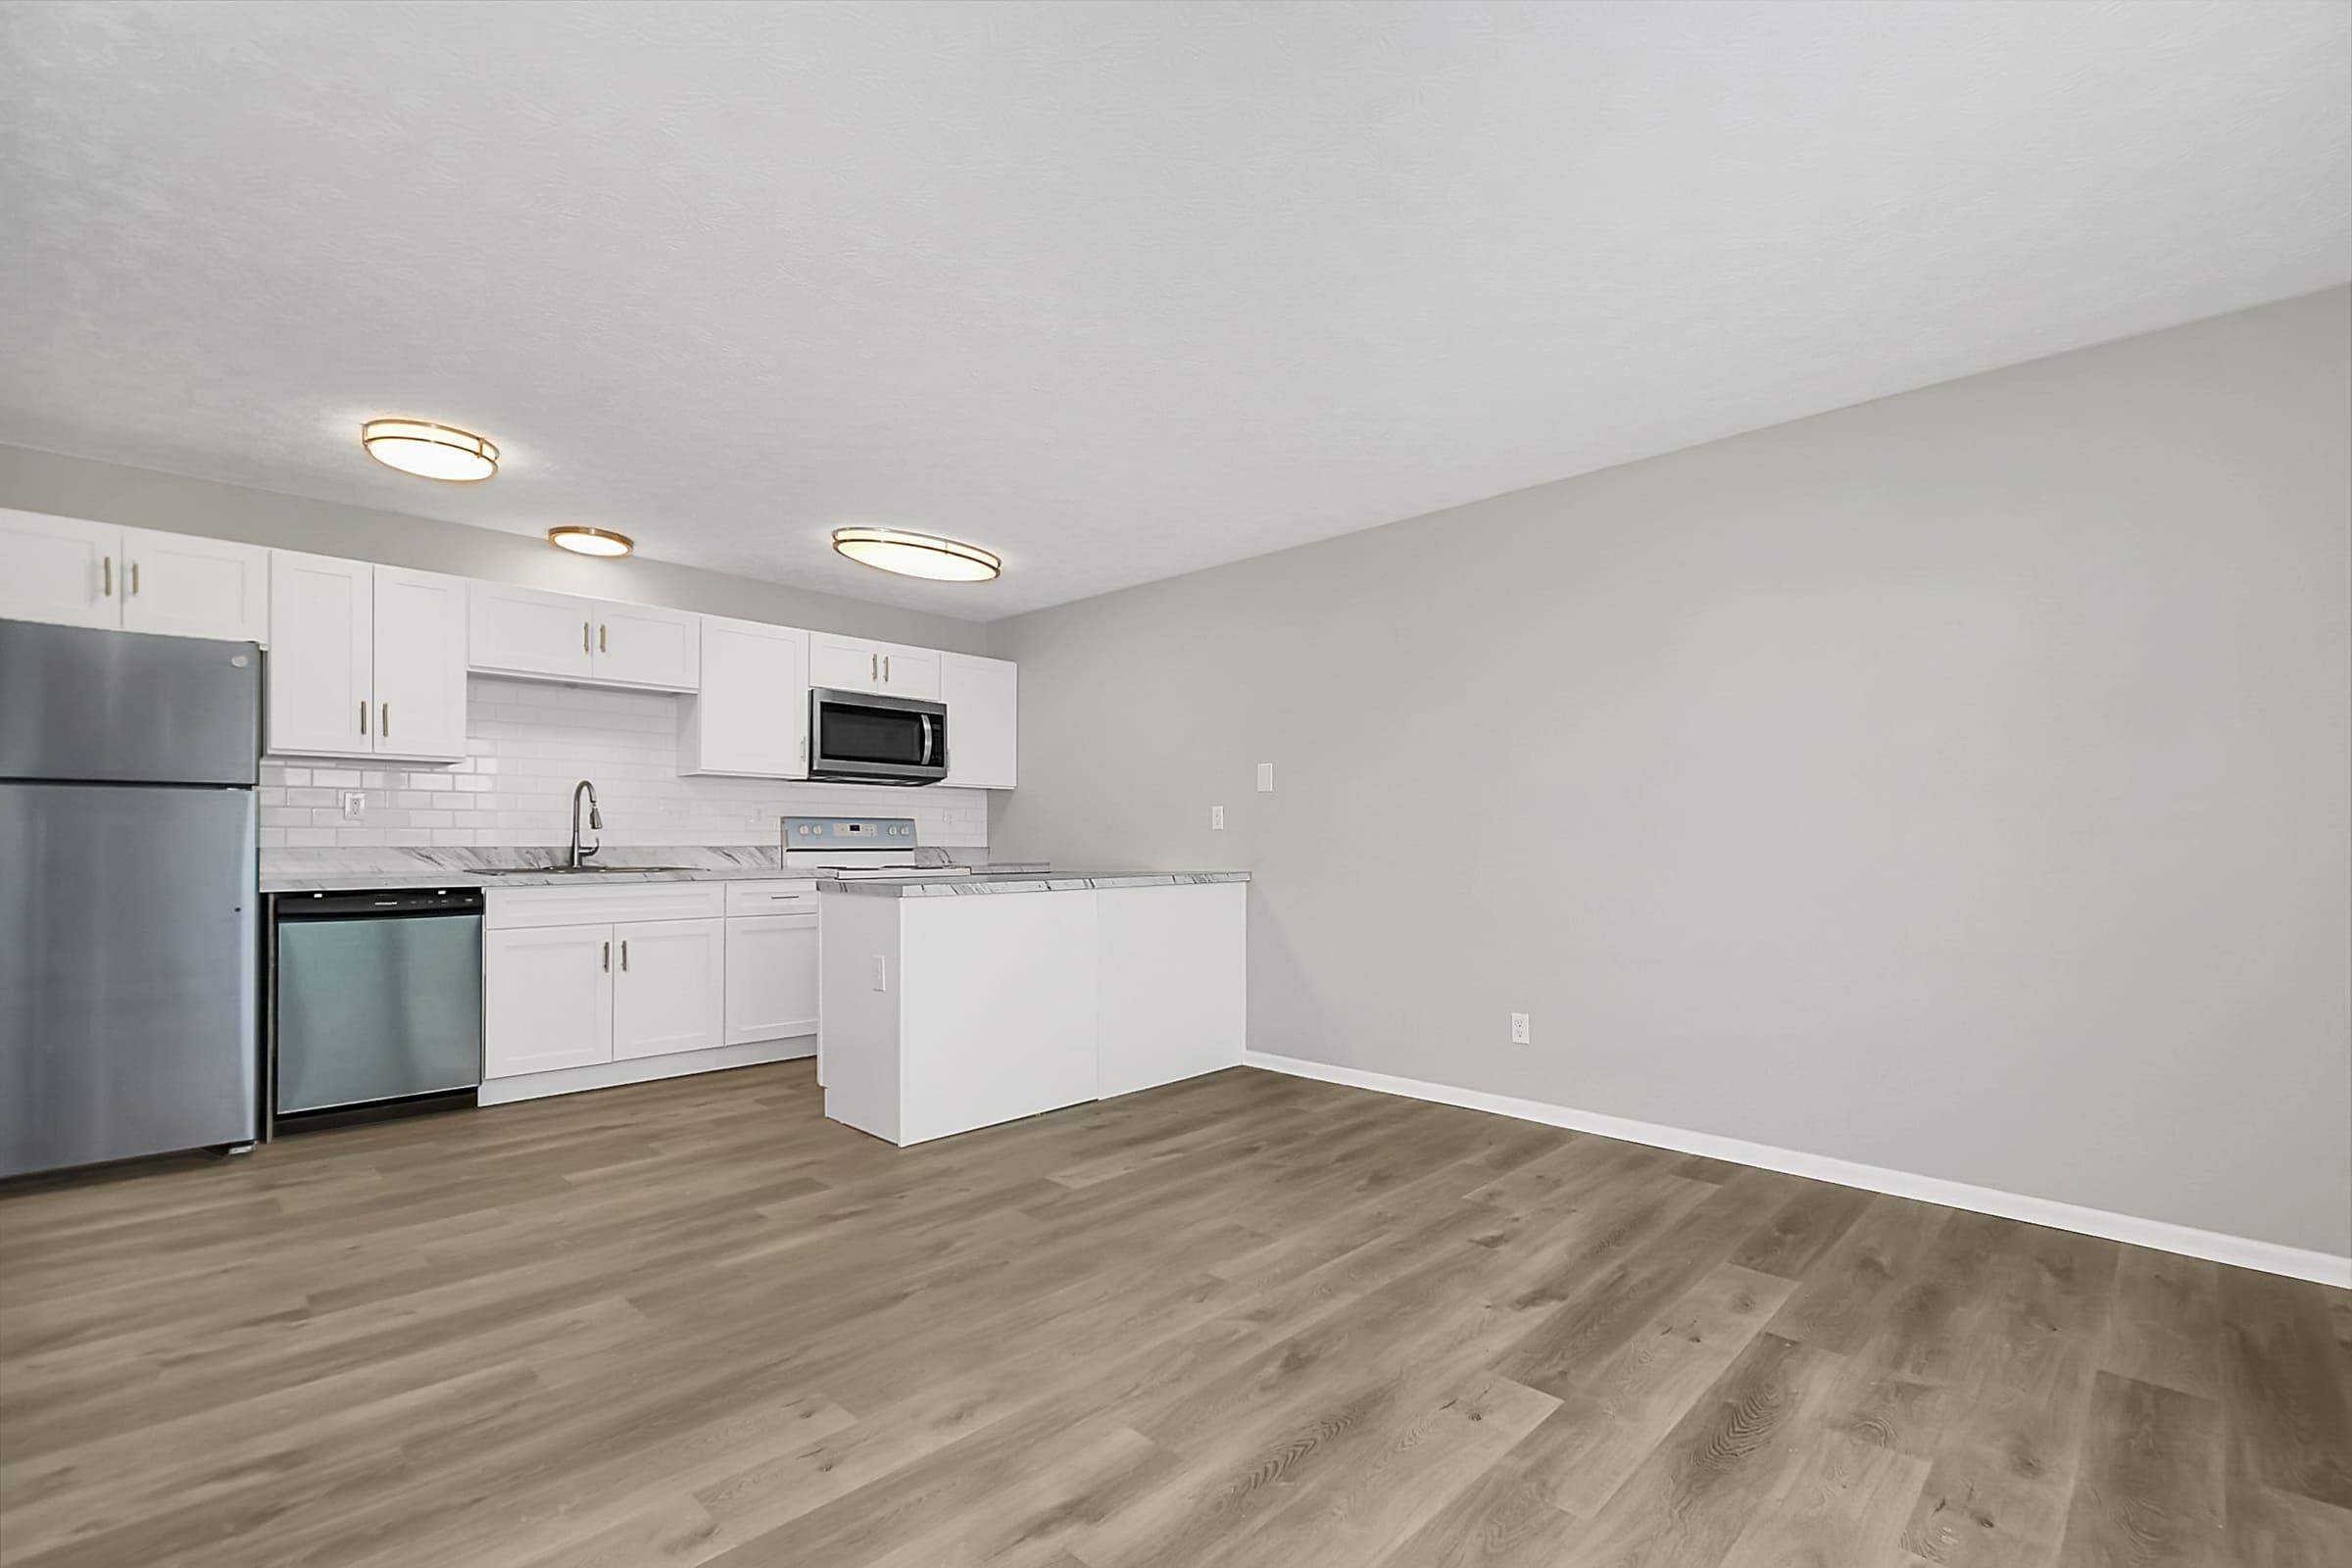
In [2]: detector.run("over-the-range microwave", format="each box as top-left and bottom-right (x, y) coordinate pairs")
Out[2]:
(808, 687), (949, 785)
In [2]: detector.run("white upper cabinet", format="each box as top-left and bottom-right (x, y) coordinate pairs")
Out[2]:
(467, 582), (595, 681)
(369, 567), (469, 761)
(0, 510), (117, 629)
(808, 633), (942, 700)
(943, 653), (1017, 789)
(679, 614), (808, 779)
(591, 600), (701, 690)
(0, 510), (267, 641)
(119, 527), (270, 643)
(266, 552), (372, 757)
(468, 582), (699, 691)
(267, 552), (468, 762)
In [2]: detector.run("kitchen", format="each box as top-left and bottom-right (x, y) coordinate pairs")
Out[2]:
(0, 514), (1249, 1160)
(2, 6), (2347, 1567)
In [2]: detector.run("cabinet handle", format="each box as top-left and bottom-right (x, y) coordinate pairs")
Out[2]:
(870, 652), (878, 681)
(129, 562), (140, 597)
(381, 703), (390, 738)
(602, 940), (610, 972)
(583, 620), (592, 655)
(360, 701), (368, 736)
(600, 623), (609, 654)
(884, 654), (891, 682)
(619, 939), (629, 971)
(102, 557), (113, 598)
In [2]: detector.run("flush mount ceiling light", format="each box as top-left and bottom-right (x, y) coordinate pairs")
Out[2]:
(547, 525), (633, 558)
(830, 527), (1002, 582)
(359, 418), (499, 482)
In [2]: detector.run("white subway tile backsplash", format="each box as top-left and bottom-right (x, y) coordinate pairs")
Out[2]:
(262, 676), (990, 852)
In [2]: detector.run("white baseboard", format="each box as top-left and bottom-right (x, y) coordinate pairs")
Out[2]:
(480, 1037), (814, 1106)
(1244, 1051), (2352, 1290)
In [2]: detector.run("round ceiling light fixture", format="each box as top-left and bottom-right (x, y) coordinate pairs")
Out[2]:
(830, 527), (1001, 583)
(360, 418), (499, 482)
(547, 525), (634, 559)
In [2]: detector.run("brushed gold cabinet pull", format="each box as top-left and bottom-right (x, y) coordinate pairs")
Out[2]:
(129, 562), (140, 596)
(102, 557), (113, 598)
(602, 941), (611, 972)
(599, 623), (608, 654)
(360, 701), (368, 736)
(619, 940), (629, 971)
(884, 654), (891, 682)
(381, 703), (390, 738)
(583, 620), (592, 655)
(870, 653), (878, 681)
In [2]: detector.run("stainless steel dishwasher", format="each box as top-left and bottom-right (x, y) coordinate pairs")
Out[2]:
(273, 888), (484, 1126)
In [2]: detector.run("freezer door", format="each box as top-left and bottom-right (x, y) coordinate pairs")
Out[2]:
(0, 619), (260, 785)
(0, 784), (260, 1176)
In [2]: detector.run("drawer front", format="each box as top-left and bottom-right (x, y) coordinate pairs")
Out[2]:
(723, 879), (819, 916)
(487, 881), (728, 929)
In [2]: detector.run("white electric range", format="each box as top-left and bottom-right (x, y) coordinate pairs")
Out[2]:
(781, 815), (974, 880)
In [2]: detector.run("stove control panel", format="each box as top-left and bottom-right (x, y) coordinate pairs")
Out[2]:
(782, 815), (917, 849)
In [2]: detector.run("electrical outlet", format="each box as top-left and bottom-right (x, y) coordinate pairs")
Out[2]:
(870, 955), (889, 992)
(340, 791), (366, 820)
(1510, 1012), (1531, 1045)
(1210, 805), (1225, 830)
(1256, 762), (1274, 792)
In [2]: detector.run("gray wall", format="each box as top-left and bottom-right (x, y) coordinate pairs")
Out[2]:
(991, 286), (2352, 1257)
(0, 444), (992, 655)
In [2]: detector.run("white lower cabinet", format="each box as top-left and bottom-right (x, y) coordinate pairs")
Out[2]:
(612, 917), (726, 1060)
(485, 923), (614, 1078)
(483, 882), (815, 1101)
(725, 912), (819, 1044)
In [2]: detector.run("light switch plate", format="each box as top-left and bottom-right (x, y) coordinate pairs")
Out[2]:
(870, 955), (888, 992)
(1210, 806), (1225, 830)
(1256, 762), (1274, 792)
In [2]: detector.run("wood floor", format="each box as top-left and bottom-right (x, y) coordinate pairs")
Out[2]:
(1, 1063), (2346, 1567)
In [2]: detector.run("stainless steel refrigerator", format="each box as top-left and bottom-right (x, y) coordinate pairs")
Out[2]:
(0, 619), (262, 1177)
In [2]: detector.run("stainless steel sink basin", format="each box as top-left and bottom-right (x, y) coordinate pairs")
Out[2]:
(478, 864), (705, 875)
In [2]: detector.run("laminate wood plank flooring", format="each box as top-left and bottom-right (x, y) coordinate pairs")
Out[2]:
(1, 1061), (2345, 1567)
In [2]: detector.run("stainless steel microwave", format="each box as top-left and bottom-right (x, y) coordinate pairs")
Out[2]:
(808, 687), (949, 785)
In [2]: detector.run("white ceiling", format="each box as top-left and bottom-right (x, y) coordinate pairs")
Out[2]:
(2, 2), (2346, 619)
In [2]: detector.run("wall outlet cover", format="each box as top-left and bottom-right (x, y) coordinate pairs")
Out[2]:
(1256, 762), (1274, 792)
(1510, 1012), (1531, 1045)
(1211, 805), (1225, 829)
(340, 791), (366, 820)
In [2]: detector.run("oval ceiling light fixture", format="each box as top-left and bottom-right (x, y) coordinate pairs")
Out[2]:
(830, 527), (1002, 582)
(547, 525), (634, 559)
(360, 418), (499, 482)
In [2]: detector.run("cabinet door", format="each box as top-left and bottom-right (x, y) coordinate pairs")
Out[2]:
(485, 924), (614, 1077)
(467, 582), (595, 680)
(876, 644), (941, 700)
(611, 917), (727, 1060)
(942, 653), (1017, 788)
(808, 632), (887, 694)
(724, 912), (818, 1044)
(372, 566), (469, 761)
(682, 615), (808, 777)
(119, 528), (269, 643)
(266, 551), (372, 757)
(0, 510), (120, 629)
(590, 601), (701, 691)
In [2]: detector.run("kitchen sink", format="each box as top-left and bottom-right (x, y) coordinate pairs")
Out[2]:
(478, 864), (705, 875)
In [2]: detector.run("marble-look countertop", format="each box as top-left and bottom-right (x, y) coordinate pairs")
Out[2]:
(258, 845), (1055, 895)
(817, 869), (1250, 898)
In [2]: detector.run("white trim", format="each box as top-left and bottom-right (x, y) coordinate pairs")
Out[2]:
(480, 1036), (813, 1105)
(1244, 1051), (2352, 1290)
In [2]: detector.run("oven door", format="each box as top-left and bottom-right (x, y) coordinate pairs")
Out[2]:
(808, 688), (948, 784)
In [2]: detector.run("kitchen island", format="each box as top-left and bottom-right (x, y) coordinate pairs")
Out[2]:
(817, 869), (1250, 1146)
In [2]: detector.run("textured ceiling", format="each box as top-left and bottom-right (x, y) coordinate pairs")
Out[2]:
(2, 1), (2347, 619)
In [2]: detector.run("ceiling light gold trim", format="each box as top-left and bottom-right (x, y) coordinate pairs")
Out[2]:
(359, 418), (499, 482)
(830, 527), (1003, 582)
(547, 525), (634, 558)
